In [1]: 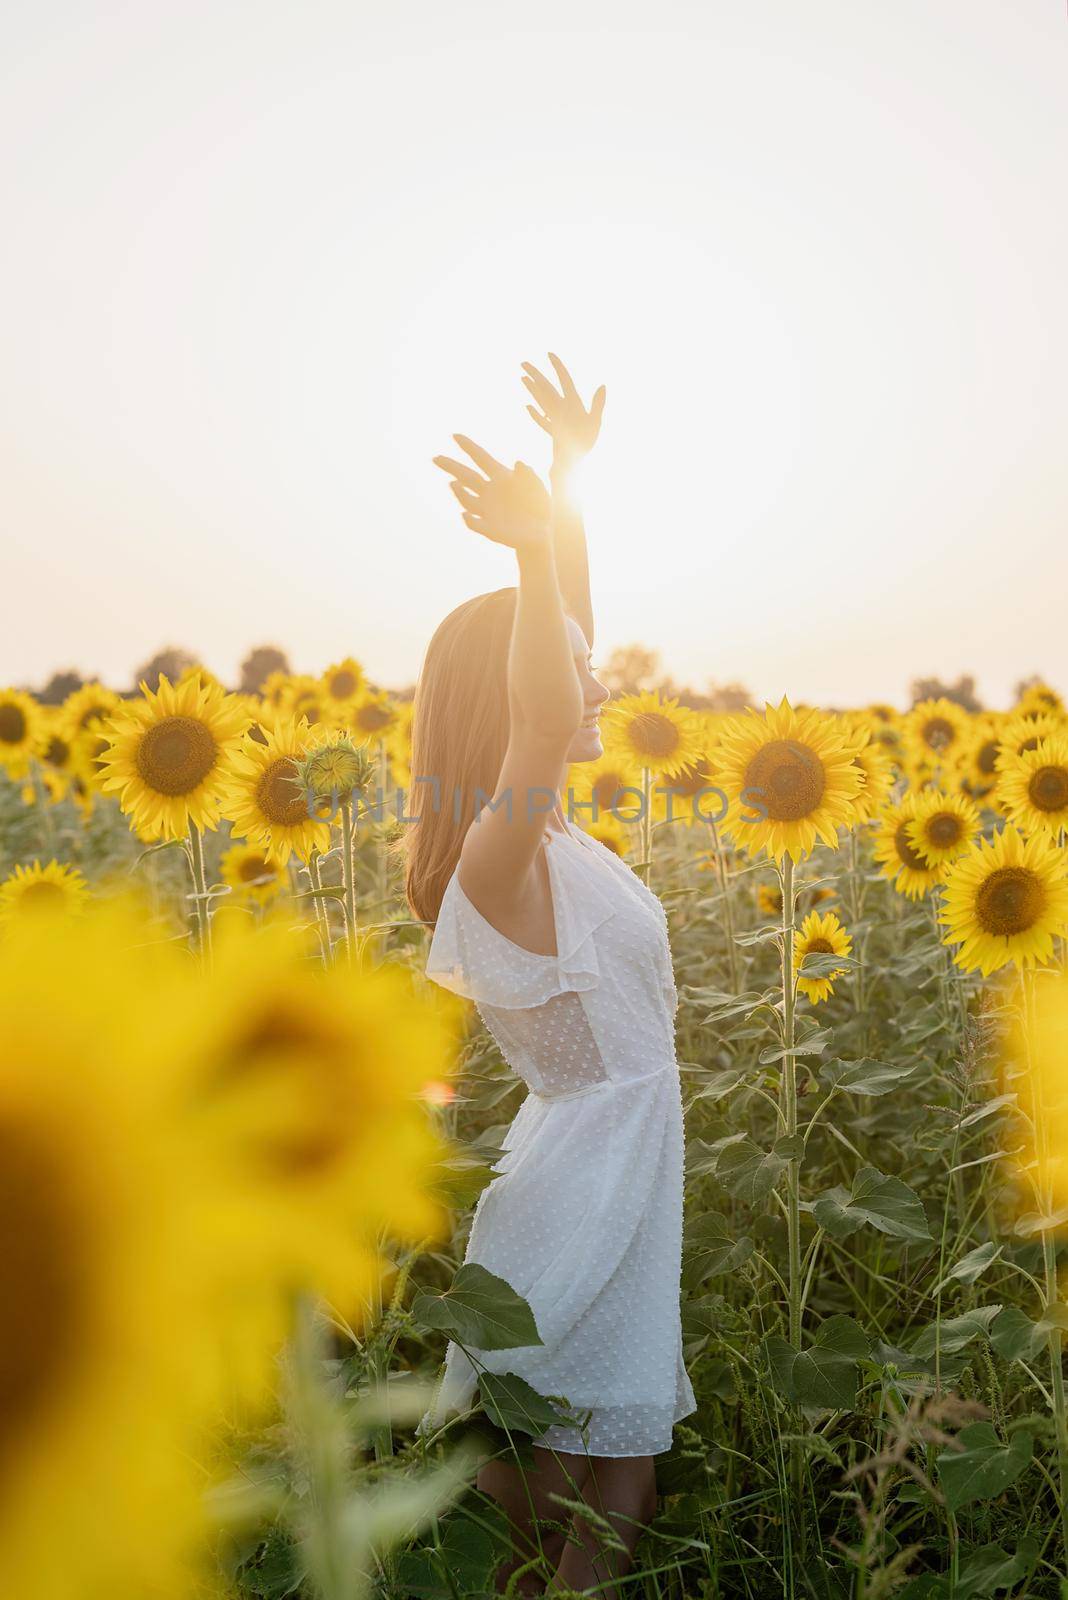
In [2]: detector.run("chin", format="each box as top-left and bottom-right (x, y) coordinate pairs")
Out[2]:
(566, 729), (603, 765)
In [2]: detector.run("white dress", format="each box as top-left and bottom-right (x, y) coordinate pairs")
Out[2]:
(423, 814), (696, 1457)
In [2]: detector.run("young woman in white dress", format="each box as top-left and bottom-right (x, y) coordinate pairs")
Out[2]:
(405, 357), (694, 1595)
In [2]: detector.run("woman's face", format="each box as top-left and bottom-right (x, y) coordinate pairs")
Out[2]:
(564, 615), (610, 764)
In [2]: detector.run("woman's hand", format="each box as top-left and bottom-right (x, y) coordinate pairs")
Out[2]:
(521, 353), (606, 469)
(433, 435), (552, 553)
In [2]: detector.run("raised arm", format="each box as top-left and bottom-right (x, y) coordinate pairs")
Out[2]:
(521, 353), (605, 650)
(432, 435), (583, 903)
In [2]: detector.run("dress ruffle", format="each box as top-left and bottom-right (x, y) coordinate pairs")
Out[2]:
(424, 834), (619, 1010)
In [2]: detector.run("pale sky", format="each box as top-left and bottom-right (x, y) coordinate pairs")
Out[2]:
(2, 0), (1065, 709)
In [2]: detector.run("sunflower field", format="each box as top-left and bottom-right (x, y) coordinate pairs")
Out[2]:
(3, 663), (1068, 1599)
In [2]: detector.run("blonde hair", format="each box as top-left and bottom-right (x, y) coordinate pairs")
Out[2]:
(404, 588), (518, 924)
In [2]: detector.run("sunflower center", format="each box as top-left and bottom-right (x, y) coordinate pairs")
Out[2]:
(668, 760), (712, 798)
(329, 670), (357, 699)
(135, 716), (217, 796)
(239, 855), (271, 883)
(804, 938), (835, 956)
(44, 736), (70, 766)
(1029, 766), (1068, 813)
(927, 814), (964, 849)
(0, 704), (27, 744)
(922, 717), (957, 751)
(0, 1118), (85, 1472)
(977, 740), (999, 776)
(894, 822), (928, 872)
(975, 867), (1046, 937)
(256, 757), (308, 826)
(627, 712), (680, 761)
(593, 772), (627, 810)
(356, 702), (393, 734)
(79, 704), (109, 729)
(20, 881), (66, 907)
(745, 740), (826, 822)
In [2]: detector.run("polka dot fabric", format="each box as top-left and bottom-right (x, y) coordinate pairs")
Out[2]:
(423, 816), (696, 1456)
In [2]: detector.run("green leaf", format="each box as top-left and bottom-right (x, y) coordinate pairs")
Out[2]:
(910, 1305), (1003, 1359)
(899, 1538), (1038, 1598)
(820, 1057), (921, 1097)
(715, 1138), (789, 1203)
(396, 1504), (511, 1600)
(1015, 1205), (1068, 1236)
(959, 1092), (1018, 1128)
(806, 1167), (931, 1243)
(477, 1372), (573, 1436)
(682, 1213), (754, 1286)
(933, 1240), (1003, 1292)
(765, 1315), (871, 1411)
(937, 1423), (1033, 1512)
(990, 1302), (1068, 1362)
(411, 1265), (542, 1351)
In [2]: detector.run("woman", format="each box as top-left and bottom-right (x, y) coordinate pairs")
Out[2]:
(406, 357), (694, 1595)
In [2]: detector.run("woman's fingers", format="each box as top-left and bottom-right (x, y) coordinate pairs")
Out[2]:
(547, 352), (578, 399)
(521, 363), (560, 410)
(591, 384), (607, 422)
(449, 482), (481, 512)
(526, 404), (552, 434)
(433, 455), (486, 491)
(453, 434), (506, 477)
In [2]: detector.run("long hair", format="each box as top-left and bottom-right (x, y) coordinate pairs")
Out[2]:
(404, 587), (518, 924)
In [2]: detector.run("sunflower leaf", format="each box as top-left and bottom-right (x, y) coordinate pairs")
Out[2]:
(411, 1265), (542, 1351)
(937, 1423), (1033, 1512)
(820, 1058), (921, 1097)
(805, 1167), (932, 1243)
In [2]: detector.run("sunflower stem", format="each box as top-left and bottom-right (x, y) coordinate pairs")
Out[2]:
(186, 818), (213, 961)
(340, 798), (359, 965)
(640, 766), (653, 886)
(376, 736), (390, 957)
(779, 853), (805, 1544)
(307, 848), (332, 965)
(707, 817), (739, 995)
(1023, 967), (1068, 1572)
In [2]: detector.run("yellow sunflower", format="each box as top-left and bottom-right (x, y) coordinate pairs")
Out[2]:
(794, 909), (853, 1005)
(757, 881), (784, 916)
(839, 714), (895, 822)
(602, 689), (705, 782)
(59, 682), (123, 741)
(867, 703), (899, 725)
(0, 902), (213, 1596)
(997, 711), (1062, 769)
(939, 825), (1068, 976)
(259, 669), (292, 710)
(280, 673), (329, 728)
(903, 698), (971, 774)
(219, 843), (288, 906)
(0, 688), (44, 775)
(715, 697), (864, 861)
(568, 752), (644, 824)
(217, 716), (333, 865)
(0, 859), (90, 923)
(995, 734), (1068, 839)
(96, 675), (248, 842)
(575, 811), (630, 857)
(36, 709), (77, 787)
(872, 794), (944, 899)
(349, 687), (402, 746)
(962, 713), (1006, 798)
(319, 656), (367, 716)
(907, 789), (982, 872)
(654, 749), (722, 827)
(1015, 681), (1065, 720)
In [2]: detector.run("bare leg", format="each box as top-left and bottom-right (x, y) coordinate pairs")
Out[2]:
(550, 1455), (657, 1598)
(478, 1446), (593, 1594)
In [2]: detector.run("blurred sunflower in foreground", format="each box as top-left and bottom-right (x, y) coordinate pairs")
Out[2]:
(715, 697), (864, 862)
(0, 859), (89, 923)
(0, 897), (456, 1596)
